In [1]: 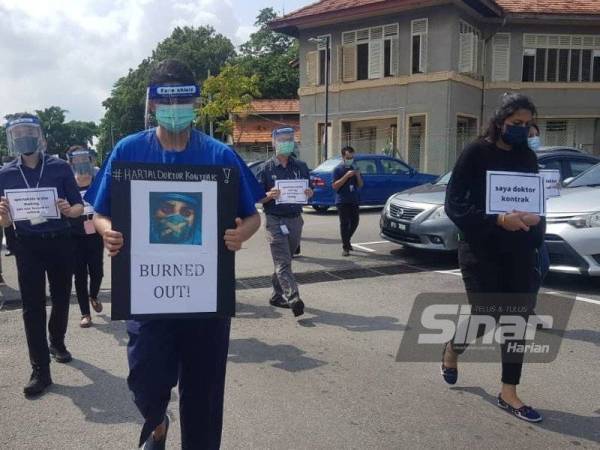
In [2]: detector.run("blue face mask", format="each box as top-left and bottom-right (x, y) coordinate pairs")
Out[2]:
(344, 158), (354, 167)
(528, 136), (541, 151)
(502, 124), (530, 147)
(157, 214), (193, 243)
(155, 104), (195, 133)
(276, 141), (295, 156)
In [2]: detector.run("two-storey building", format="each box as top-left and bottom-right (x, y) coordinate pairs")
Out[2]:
(270, 0), (600, 173)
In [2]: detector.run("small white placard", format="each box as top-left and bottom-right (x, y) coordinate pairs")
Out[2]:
(275, 179), (309, 204)
(539, 170), (561, 199)
(486, 171), (545, 216)
(5, 188), (60, 221)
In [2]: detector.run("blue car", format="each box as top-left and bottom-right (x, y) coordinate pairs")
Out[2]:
(309, 154), (438, 212)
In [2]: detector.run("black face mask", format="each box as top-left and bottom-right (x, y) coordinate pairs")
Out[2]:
(13, 136), (40, 155)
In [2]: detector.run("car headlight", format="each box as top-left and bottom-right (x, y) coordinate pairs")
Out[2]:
(568, 211), (600, 228)
(427, 206), (448, 221)
(384, 197), (394, 214)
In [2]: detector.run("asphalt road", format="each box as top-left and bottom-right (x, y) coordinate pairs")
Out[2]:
(0, 208), (598, 449)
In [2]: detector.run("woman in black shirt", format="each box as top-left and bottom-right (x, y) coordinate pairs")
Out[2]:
(442, 93), (545, 423)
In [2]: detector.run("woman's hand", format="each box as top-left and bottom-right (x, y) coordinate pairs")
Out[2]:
(519, 212), (541, 227)
(102, 229), (124, 256)
(497, 212), (530, 232)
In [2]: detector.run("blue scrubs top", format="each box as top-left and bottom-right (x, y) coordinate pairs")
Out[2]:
(87, 129), (262, 219)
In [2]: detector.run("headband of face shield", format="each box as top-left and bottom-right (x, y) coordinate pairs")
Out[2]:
(5, 117), (46, 156)
(68, 149), (94, 177)
(273, 127), (296, 156)
(145, 84), (200, 133)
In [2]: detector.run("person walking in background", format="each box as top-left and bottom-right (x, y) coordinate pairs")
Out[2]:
(258, 127), (313, 317)
(442, 93), (545, 423)
(332, 146), (363, 256)
(0, 113), (83, 397)
(66, 146), (104, 328)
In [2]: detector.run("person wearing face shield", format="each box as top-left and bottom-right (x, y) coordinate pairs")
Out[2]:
(86, 59), (262, 450)
(257, 127), (313, 317)
(66, 146), (104, 328)
(0, 113), (83, 397)
(443, 93), (546, 423)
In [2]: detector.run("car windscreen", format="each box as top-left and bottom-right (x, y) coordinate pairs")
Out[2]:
(565, 162), (600, 188)
(314, 158), (341, 172)
(435, 172), (452, 185)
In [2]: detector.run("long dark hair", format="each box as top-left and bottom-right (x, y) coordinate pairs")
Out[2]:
(482, 93), (538, 143)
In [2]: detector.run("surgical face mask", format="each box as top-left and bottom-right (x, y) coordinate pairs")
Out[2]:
(344, 158), (354, 167)
(276, 141), (295, 156)
(528, 136), (541, 151)
(157, 213), (193, 243)
(502, 124), (530, 147)
(155, 104), (195, 133)
(13, 136), (40, 155)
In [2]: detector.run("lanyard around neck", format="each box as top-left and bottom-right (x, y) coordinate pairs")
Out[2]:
(18, 155), (46, 189)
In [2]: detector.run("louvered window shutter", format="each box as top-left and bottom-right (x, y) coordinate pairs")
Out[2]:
(342, 45), (357, 82)
(492, 33), (511, 81)
(306, 51), (318, 86)
(459, 33), (475, 73)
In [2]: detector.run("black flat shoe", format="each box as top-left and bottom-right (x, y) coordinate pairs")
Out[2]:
(23, 367), (52, 397)
(143, 415), (170, 450)
(49, 344), (72, 363)
(441, 342), (458, 385)
(289, 298), (305, 317)
(269, 297), (290, 309)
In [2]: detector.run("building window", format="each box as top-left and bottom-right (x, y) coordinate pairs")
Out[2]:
(411, 19), (428, 74)
(341, 23), (399, 82)
(545, 121), (569, 146)
(456, 116), (478, 154)
(459, 21), (482, 76)
(316, 35), (331, 86)
(492, 33), (511, 81)
(407, 115), (426, 171)
(317, 123), (332, 163)
(522, 34), (600, 82)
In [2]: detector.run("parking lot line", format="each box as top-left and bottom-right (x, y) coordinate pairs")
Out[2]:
(351, 244), (376, 253)
(544, 290), (600, 306)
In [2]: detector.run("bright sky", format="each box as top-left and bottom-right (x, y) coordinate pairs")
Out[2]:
(0, 0), (312, 123)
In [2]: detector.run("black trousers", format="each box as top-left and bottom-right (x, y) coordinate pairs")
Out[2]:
(5, 224), (16, 252)
(73, 233), (104, 316)
(14, 235), (75, 368)
(127, 318), (230, 449)
(337, 203), (360, 250)
(452, 241), (538, 385)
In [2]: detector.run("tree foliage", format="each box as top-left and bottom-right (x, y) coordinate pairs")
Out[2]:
(199, 65), (260, 141)
(97, 26), (235, 157)
(237, 8), (299, 99)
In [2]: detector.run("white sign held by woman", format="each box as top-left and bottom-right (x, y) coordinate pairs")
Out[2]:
(486, 171), (545, 216)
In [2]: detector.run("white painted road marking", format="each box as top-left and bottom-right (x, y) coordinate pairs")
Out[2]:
(351, 244), (376, 253)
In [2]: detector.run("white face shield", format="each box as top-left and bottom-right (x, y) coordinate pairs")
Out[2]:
(272, 127), (296, 156)
(144, 84), (201, 133)
(6, 117), (46, 156)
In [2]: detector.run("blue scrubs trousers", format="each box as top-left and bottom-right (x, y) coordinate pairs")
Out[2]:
(127, 318), (231, 449)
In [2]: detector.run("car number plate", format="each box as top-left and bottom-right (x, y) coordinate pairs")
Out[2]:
(390, 221), (406, 231)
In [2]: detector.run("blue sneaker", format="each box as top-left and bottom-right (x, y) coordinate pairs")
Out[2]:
(497, 395), (543, 423)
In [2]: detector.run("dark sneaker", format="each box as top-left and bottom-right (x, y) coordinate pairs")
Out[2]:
(269, 297), (290, 308)
(497, 394), (543, 423)
(440, 342), (458, 385)
(289, 298), (305, 317)
(49, 344), (72, 363)
(143, 415), (170, 450)
(342, 249), (350, 257)
(23, 367), (52, 397)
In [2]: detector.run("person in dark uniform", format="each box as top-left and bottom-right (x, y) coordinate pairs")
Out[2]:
(332, 146), (363, 256)
(0, 113), (83, 397)
(88, 59), (261, 450)
(66, 146), (104, 328)
(442, 93), (545, 423)
(258, 127), (313, 317)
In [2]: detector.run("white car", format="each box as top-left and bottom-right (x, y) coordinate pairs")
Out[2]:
(546, 163), (600, 276)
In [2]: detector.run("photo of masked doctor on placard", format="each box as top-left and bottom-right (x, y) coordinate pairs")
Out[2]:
(149, 192), (203, 245)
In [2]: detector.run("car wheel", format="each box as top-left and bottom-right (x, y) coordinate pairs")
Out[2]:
(312, 205), (330, 213)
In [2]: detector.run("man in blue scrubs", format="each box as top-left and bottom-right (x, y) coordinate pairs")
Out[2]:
(88, 59), (261, 449)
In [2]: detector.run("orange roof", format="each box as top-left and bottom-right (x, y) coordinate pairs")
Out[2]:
(272, 0), (599, 24)
(233, 118), (301, 144)
(248, 99), (299, 114)
(495, 0), (600, 15)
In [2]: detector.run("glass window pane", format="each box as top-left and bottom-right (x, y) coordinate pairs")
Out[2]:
(570, 49), (581, 82)
(535, 49), (546, 81)
(569, 160), (596, 178)
(357, 43), (369, 80)
(355, 159), (378, 174)
(522, 55), (535, 81)
(547, 49), (558, 82)
(381, 159), (410, 175)
(558, 49), (569, 81)
(594, 56), (600, 82)
(412, 35), (421, 74)
(582, 50), (592, 82)
(384, 39), (392, 77)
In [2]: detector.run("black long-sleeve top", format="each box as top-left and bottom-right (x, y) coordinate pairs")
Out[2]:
(445, 140), (545, 254)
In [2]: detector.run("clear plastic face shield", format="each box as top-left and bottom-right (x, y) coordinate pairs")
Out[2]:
(272, 127), (296, 157)
(5, 117), (46, 156)
(144, 84), (200, 133)
(68, 149), (94, 186)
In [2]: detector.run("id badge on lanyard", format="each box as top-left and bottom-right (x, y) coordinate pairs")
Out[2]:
(18, 157), (48, 226)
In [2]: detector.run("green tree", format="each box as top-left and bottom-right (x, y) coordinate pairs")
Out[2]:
(199, 65), (260, 142)
(237, 8), (299, 99)
(97, 26), (235, 158)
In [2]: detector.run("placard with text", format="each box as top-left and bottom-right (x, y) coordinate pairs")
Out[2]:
(486, 170), (545, 216)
